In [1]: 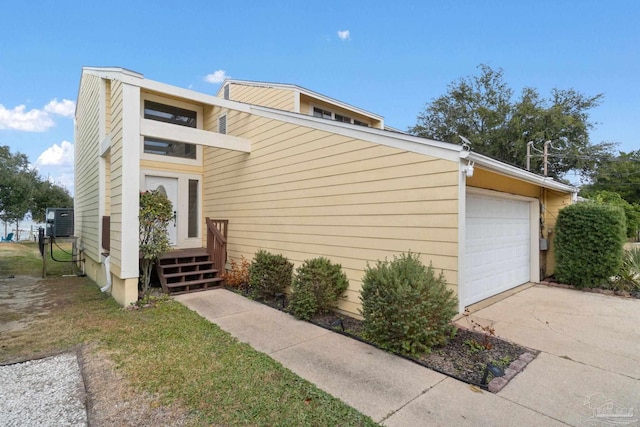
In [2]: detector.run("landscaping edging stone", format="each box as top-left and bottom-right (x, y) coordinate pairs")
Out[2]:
(488, 352), (536, 393)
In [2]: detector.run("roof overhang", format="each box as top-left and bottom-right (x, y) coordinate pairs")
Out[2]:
(463, 150), (577, 194)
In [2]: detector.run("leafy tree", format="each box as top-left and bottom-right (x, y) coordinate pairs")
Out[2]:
(139, 190), (173, 298)
(410, 65), (615, 179)
(579, 190), (640, 238)
(31, 180), (73, 223)
(582, 150), (640, 205)
(0, 145), (73, 237)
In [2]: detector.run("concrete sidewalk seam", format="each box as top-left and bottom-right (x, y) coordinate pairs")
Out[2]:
(378, 376), (448, 424)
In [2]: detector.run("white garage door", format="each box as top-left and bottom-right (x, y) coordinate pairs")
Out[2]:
(464, 193), (531, 306)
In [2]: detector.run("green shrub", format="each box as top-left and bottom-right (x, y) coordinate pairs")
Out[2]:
(359, 252), (457, 356)
(554, 203), (626, 288)
(612, 247), (640, 291)
(289, 257), (349, 320)
(248, 250), (293, 299)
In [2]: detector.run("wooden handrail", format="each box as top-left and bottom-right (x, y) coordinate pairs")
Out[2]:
(206, 218), (228, 274)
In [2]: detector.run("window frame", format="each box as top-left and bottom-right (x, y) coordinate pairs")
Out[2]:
(140, 93), (204, 166)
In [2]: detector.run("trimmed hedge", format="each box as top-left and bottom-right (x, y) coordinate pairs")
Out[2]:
(288, 257), (349, 320)
(554, 202), (626, 288)
(248, 250), (294, 299)
(359, 252), (457, 356)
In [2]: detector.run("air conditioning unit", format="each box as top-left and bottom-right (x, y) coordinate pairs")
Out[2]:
(46, 208), (74, 237)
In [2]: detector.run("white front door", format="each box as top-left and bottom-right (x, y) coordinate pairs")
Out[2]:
(145, 176), (178, 246)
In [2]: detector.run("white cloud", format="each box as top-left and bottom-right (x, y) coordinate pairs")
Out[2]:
(35, 140), (74, 167)
(204, 70), (228, 84)
(337, 30), (351, 40)
(44, 99), (76, 117)
(0, 104), (55, 132)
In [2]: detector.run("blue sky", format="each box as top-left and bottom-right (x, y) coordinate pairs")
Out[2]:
(1, 0), (638, 194)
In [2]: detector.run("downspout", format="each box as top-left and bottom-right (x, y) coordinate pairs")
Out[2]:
(100, 253), (112, 293)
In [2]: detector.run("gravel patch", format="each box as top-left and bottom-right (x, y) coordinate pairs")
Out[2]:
(0, 352), (87, 427)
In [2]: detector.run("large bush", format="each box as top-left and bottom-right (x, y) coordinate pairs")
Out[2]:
(139, 190), (173, 298)
(359, 252), (457, 356)
(248, 250), (293, 299)
(289, 257), (349, 320)
(554, 203), (626, 288)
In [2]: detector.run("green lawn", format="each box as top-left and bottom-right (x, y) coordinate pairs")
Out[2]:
(0, 243), (377, 426)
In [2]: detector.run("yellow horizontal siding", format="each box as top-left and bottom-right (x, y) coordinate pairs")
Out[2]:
(140, 159), (203, 174)
(75, 73), (101, 261)
(202, 113), (460, 316)
(108, 79), (124, 273)
(229, 83), (295, 112)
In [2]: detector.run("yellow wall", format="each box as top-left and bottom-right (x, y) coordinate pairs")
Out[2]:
(228, 83), (295, 112)
(467, 167), (573, 278)
(75, 74), (101, 261)
(108, 79), (124, 277)
(202, 110), (459, 316)
(542, 189), (573, 275)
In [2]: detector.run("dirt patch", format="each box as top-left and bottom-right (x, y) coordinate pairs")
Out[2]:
(0, 276), (50, 333)
(79, 345), (193, 427)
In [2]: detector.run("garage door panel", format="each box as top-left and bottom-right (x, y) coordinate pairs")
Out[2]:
(464, 193), (531, 306)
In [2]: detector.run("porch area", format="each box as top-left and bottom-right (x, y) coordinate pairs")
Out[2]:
(155, 218), (228, 295)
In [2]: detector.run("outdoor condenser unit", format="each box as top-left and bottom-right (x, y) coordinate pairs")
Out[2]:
(46, 208), (74, 237)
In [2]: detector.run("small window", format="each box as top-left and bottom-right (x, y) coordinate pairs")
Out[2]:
(313, 107), (332, 120)
(144, 101), (197, 128)
(144, 137), (196, 159)
(218, 115), (227, 135)
(188, 180), (199, 238)
(335, 114), (352, 123)
(354, 119), (369, 127)
(223, 85), (230, 100)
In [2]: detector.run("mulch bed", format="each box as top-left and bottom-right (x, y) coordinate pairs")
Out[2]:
(238, 289), (538, 391)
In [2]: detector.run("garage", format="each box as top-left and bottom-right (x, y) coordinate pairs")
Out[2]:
(463, 190), (538, 307)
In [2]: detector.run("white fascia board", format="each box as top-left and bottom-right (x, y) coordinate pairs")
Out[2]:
(140, 119), (251, 153)
(248, 105), (462, 162)
(139, 79), (251, 113)
(467, 151), (577, 193)
(221, 79), (384, 121)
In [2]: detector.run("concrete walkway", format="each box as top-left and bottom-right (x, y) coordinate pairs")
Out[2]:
(175, 286), (640, 426)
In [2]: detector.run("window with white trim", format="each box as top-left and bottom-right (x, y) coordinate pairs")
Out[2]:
(144, 137), (196, 159)
(144, 101), (197, 128)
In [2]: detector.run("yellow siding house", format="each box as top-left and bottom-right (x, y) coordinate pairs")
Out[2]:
(74, 67), (576, 315)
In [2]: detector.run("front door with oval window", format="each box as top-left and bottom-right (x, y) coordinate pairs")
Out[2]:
(145, 176), (178, 246)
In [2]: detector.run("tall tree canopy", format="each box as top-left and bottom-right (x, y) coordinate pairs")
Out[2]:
(410, 65), (615, 180)
(0, 145), (73, 230)
(581, 150), (640, 205)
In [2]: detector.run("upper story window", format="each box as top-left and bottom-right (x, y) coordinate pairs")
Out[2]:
(312, 106), (369, 127)
(144, 101), (197, 128)
(144, 137), (196, 159)
(313, 107), (332, 120)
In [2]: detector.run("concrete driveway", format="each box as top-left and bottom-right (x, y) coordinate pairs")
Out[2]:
(457, 285), (640, 426)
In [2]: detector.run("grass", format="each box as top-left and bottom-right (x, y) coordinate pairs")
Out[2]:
(0, 243), (377, 426)
(0, 241), (76, 277)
